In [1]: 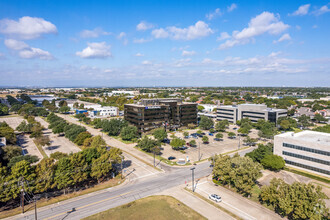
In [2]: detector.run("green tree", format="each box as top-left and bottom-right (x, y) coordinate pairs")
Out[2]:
(91, 152), (113, 183)
(314, 113), (327, 123)
(189, 140), (196, 146)
(212, 154), (262, 196)
(59, 106), (71, 113)
(202, 135), (209, 143)
(183, 131), (189, 138)
(1, 145), (22, 163)
(199, 116), (214, 130)
(153, 128), (167, 141)
(197, 105), (205, 112)
(215, 133), (223, 139)
(196, 130), (202, 135)
(8, 155), (39, 167)
(50, 152), (68, 160)
(54, 157), (74, 194)
(74, 131), (92, 146)
(121, 126), (138, 141)
(215, 120), (229, 132)
(227, 132), (236, 138)
(59, 100), (68, 107)
(246, 144), (273, 163)
(34, 135), (51, 147)
(34, 158), (56, 193)
(136, 136), (159, 152)
(0, 125), (17, 144)
(261, 154), (285, 171)
(170, 138), (185, 150)
(0, 103), (9, 115)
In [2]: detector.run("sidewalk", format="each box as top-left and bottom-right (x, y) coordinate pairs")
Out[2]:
(193, 176), (284, 220)
(159, 186), (236, 220)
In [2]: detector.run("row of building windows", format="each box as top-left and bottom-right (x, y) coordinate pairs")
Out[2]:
(283, 143), (330, 156)
(283, 151), (330, 166)
(217, 108), (234, 112)
(217, 111), (234, 116)
(241, 111), (265, 115)
(285, 160), (330, 175)
(241, 114), (266, 119)
(217, 115), (234, 120)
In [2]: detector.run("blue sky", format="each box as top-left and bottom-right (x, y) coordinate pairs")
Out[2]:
(0, 0), (329, 87)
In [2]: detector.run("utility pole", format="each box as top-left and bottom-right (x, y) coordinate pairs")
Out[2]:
(120, 155), (124, 179)
(238, 134), (240, 150)
(198, 142), (200, 161)
(190, 167), (195, 192)
(34, 197), (37, 220)
(153, 150), (155, 167)
(19, 177), (24, 214)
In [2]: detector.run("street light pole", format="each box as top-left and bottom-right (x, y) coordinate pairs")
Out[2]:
(190, 167), (195, 192)
(120, 156), (124, 179)
(198, 142), (200, 161)
(153, 150), (155, 167)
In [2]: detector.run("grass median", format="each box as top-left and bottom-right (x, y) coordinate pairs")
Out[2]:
(83, 195), (206, 220)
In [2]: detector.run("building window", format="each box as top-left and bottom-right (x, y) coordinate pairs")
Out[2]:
(283, 151), (330, 165)
(283, 143), (330, 156)
(285, 160), (330, 175)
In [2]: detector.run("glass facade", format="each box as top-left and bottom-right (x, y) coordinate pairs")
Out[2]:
(285, 160), (330, 175)
(283, 151), (330, 165)
(283, 143), (330, 156)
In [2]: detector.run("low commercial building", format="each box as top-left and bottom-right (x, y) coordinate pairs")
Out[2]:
(124, 98), (197, 133)
(199, 104), (217, 112)
(217, 104), (287, 124)
(274, 131), (330, 177)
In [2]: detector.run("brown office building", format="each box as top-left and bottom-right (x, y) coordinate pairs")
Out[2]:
(124, 98), (197, 133)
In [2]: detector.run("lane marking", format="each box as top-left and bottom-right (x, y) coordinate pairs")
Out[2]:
(44, 191), (132, 220)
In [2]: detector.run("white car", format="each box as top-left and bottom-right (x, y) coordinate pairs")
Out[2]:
(209, 194), (222, 202)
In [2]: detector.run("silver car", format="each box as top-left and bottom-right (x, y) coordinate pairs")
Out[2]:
(209, 194), (222, 202)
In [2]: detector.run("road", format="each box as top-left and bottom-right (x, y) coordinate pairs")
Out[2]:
(7, 162), (212, 220)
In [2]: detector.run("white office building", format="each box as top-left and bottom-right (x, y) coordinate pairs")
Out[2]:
(217, 104), (287, 124)
(274, 131), (330, 177)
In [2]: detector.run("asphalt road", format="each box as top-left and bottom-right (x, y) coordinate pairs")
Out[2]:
(8, 162), (212, 220)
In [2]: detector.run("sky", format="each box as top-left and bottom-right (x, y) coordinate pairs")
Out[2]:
(0, 0), (329, 87)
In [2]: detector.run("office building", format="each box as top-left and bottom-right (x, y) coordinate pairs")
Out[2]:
(274, 131), (330, 177)
(124, 98), (197, 133)
(217, 104), (287, 124)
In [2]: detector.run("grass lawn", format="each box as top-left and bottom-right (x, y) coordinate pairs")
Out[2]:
(83, 195), (206, 220)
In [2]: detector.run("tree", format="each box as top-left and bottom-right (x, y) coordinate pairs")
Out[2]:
(246, 144), (273, 163)
(183, 131), (189, 138)
(54, 157), (74, 194)
(215, 133), (223, 139)
(64, 124), (86, 142)
(279, 120), (291, 130)
(314, 113), (327, 123)
(297, 115), (313, 128)
(260, 178), (328, 219)
(50, 152), (68, 160)
(0, 125), (17, 144)
(91, 152), (112, 183)
(243, 136), (257, 146)
(8, 155), (39, 167)
(101, 119), (128, 136)
(34, 158), (56, 193)
(199, 116), (214, 130)
(1, 145), (22, 164)
(212, 154), (262, 196)
(197, 105), (205, 112)
(261, 155), (285, 171)
(209, 128), (215, 133)
(170, 138), (185, 150)
(215, 120), (229, 132)
(136, 136), (159, 152)
(35, 135), (51, 147)
(0, 103), (9, 115)
(227, 132), (236, 138)
(287, 108), (296, 116)
(121, 126), (138, 141)
(196, 130), (202, 135)
(58, 100), (68, 107)
(90, 135), (107, 148)
(202, 135), (209, 143)
(189, 140), (196, 146)
(313, 124), (330, 133)
(74, 131), (92, 146)
(59, 106), (70, 113)
(153, 128), (167, 141)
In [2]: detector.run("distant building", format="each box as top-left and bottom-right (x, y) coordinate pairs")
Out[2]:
(274, 131), (330, 177)
(124, 98), (197, 133)
(320, 96), (330, 101)
(199, 104), (217, 112)
(217, 104), (287, 124)
(104, 90), (139, 96)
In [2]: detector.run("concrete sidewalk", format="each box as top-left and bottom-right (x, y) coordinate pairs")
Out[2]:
(159, 186), (236, 220)
(193, 177), (284, 220)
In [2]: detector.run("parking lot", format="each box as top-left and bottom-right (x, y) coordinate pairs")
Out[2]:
(160, 125), (260, 163)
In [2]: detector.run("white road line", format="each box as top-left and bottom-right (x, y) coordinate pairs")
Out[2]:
(195, 187), (257, 220)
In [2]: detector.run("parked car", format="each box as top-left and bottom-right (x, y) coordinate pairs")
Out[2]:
(208, 133), (214, 136)
(197, 134), (203, 137)
(186, 142), (190, 146)
(209, 194), (222, 202)
(233, 127), (238, 130)
(180, 146), (188, 150)
(214, 138), (222, 141)
(163, 138), (171, 144)
(168, 156), (176, 160)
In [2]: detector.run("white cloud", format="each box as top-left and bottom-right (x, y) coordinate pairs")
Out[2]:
(135, 53), (144, 57)
(217, 32), (230, 41)
(80, 27), (110, 38)
(0, 16), (57, 39)
(142, 60), (152, 65)
(182, 50), (196, 56)
(290, 4), (310, 16)
(314, 5), (330, 15)
(227, 3), (237, 12)
(117, 32), (126, 39)
(273, 33), (291, 43)
(4, 39), (53, 60)
(133, 38), (152, 43)
(206, 8), (222, 20)
(4, 39), (29, 50)
(219, 11), (289, 49)
(136, 21), (154, 31)
(152, 21), (213, 40)
(76, 42), (111, 58)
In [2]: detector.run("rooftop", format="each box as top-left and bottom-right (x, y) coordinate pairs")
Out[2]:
(276, 130), (330, 147)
